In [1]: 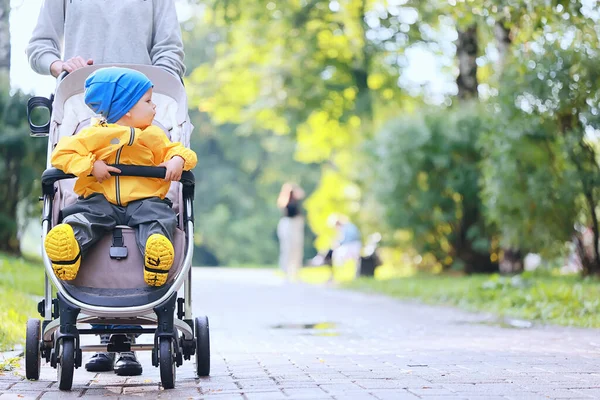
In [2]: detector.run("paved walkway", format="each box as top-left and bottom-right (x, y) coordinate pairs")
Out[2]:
(1, 268), (600, 399)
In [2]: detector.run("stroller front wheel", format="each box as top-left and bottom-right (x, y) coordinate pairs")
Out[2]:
(195, 316), (210, 377)
(25, 319), (41, 380)
(159, 337), (176, 389)
(57, 338), (75, 391)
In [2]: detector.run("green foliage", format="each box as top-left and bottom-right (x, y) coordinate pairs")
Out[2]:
(373, 105), (496, 271)
(181, 0), (600, 270)
(0, 78), (46, 254)
(346, 271), (600, 328)
(479, 17), (600, 259)
(0, 253), (44, 351)
(185, 1), (411, 250)
(181, 16), (322, 265)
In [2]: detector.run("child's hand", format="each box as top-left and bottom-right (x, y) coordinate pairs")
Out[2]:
(159, 156), (185, 181)
(91, 160), (121, 183)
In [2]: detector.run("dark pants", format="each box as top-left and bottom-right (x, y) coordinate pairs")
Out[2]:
(60, 193), (177, 256)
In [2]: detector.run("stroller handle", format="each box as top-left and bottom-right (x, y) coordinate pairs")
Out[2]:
(41, 165), (195, 197)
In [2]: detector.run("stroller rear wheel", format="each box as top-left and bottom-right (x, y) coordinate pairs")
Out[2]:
(57, 338), (75, 390)
(25, 319), (41, 380)
(195, 316), (210, 377)
(159, 337), (176, 389)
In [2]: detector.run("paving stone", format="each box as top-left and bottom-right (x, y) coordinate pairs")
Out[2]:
(198, 382), (240, 393)
(154, 388), (203, 399)
(541, 388), (595, 398)
(8, 381), (53, 391)
(83, 387), (123, 396)
(0, 394), (41, 400)
(243, 391), (287, 399)
(407, 386), (459, 396)
(281, 388), (332, 399)
(38, 391), (85, 399)
(330, 393), (376, 400)
(369, 389), (421, 399)
(121, 385), (161, 394)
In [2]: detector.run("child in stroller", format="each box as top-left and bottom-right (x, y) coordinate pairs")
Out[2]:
(25, 65), (210, 390)
(45, 67), (196, 287)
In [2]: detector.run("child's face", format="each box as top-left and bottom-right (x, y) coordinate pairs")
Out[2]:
(127, 88), (156, 129)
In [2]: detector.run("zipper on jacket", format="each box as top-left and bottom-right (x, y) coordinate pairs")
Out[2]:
(114, 128), (135, 206)
(115, 145), (123, 206)
(128, 127), (135, 146)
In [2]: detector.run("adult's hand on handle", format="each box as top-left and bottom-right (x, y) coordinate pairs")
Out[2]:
(50, 56), (94, 78)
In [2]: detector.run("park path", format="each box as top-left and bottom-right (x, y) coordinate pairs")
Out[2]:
(1, 267), (600, 399)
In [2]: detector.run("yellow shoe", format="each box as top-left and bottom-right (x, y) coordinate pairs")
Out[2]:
(144, 234), (174, 287)
(44, 224), (81, 281)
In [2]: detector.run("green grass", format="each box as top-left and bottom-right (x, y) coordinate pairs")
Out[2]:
(0, 253), (44, 351)
(342, 270), (600, 328)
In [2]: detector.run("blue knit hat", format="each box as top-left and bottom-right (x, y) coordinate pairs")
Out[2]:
(84, 67), (153, 124)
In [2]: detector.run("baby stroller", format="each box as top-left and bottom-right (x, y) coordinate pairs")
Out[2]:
(24, 65), (209, 390)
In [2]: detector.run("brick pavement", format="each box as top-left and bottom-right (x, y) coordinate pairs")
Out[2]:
(1, 268), (600, 399)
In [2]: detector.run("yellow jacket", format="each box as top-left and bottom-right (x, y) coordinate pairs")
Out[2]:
(51, 122), (197, 206)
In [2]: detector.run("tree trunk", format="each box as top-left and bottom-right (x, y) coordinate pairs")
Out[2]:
(559, 113), (600, 276)
(499, 248), (524, 274)
(492, 19), (524, 274)
(493, 20), (511, 74)
(353, 0), (373, 123)
(456, 24), (478, 100)
(580, 184), (600, 275)
(0, 150), (22, 255)
(454, 200), (498, 274)
(0, 0), (10, 72)
(453, 23), (497, 273)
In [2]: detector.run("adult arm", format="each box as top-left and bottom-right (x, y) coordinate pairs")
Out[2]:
(151, 0), (186, 78)
(26, 0), (65, 76)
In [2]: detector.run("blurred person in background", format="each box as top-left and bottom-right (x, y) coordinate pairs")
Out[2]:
(329, 214), (362, 280)
(312, 214), (363, 282)
(277, 183), (305, 281)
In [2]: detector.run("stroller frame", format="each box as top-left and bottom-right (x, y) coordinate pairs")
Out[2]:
(24, 65), (210, 391)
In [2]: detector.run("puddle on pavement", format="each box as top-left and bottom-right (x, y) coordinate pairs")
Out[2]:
(456, 318), (533, 329)
(271, 322), (340, 336)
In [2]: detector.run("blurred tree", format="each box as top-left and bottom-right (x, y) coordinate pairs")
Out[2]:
(0, 4), (46, 254)
(182, 16), (321, 265)
(0, 0), (9, 71)
(0, 80), (46, 255)
(374, 106), (498, 273)
(185, 0), (409, 250)
(480, 17), (600, 275)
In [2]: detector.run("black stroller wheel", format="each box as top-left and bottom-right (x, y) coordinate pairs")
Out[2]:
(25, 319), (41, 380)
(57, 338), (75, 391)
(159, 338), (176, 389)
(195, 316), (210, 377)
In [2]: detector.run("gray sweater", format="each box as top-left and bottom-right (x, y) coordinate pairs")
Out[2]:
(26, 0), (185, 78)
